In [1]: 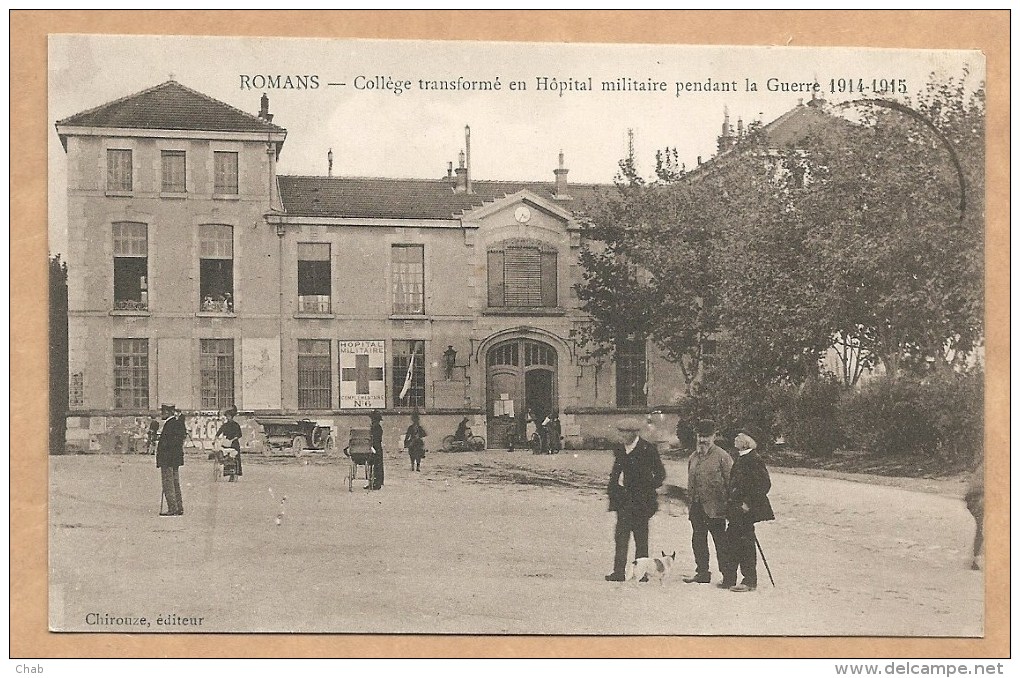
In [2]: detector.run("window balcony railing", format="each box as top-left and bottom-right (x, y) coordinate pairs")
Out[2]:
(298, 295), (331, 314)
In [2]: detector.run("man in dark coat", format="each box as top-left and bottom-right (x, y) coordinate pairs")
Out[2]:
(683, 419), (733, 584)
(155, 404), (187, 516)
(368, 410), (385, 490)
(720, 426), (775, 592)
(605, 418), (667, 582)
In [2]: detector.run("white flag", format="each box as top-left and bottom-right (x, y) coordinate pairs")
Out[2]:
(399, 349), (416, 401)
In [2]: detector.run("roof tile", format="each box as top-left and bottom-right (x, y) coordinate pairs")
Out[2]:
(56, 80), (285, 134)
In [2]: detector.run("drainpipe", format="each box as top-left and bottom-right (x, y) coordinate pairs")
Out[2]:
(277, 220), (285, 414)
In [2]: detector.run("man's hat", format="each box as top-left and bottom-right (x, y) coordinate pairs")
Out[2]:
(225, 406), (238, 417)
(369, 410), (383, 421)
(615, 418), (644, 433)
(695, 419), (717, 436)
(161, 403), (176, 413)
(739, 424), (761, 446)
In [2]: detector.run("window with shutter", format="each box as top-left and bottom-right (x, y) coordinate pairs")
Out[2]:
(107, 149), (132, 192)
(487, 240), (558, 309)
(161, 150), (186, 193)
(298, 339), (332, 409)
(214, 151), (238, 194)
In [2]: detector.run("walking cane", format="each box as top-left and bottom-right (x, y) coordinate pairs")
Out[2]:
(159, 488), (166, 515)
(754, 536), (776, 587)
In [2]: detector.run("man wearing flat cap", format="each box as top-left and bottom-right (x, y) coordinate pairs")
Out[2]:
(683, 419), (733, 584)
(720, 426), (775, 592)
(605, 418), (666, 582)
(155, 404), (187, 516)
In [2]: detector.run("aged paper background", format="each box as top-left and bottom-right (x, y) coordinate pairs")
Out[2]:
(11, 9), (1009, 658)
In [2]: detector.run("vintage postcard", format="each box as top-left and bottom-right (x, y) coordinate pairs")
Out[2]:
(46, 33), (988, 638)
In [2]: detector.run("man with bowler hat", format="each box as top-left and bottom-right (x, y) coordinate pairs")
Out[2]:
(156, 404), (187, 515)
(605, 418), (666, 582)
(682, 419), (733, 583)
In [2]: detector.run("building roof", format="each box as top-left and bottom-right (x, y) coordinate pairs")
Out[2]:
(277, 175), (606, 220)
(56, 80), (286, 135)
(757, 99), (845, 147)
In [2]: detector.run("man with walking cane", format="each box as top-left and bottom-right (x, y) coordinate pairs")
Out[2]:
(720, 425), (775, 592)
(156, 404), (187, 516)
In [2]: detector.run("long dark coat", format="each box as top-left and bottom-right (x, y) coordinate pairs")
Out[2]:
(156, 415), (186, 468)
(607, 438), (666, 520)
(726, 451), (775, 523)
(370, 420), (385, 487)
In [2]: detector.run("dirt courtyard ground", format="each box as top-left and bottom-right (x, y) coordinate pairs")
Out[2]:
(49, 448), (983, 636)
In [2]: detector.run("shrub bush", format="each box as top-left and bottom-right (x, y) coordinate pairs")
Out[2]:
(785, 373), (845, 456)
(838, 369), (983, 460)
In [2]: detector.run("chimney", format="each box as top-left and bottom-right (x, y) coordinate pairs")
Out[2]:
(737, 117), (744, 137)
(464, 125), (472, 193)
(327, 148), (333, 177)
(697, 155), (702, 166)
(454, 150), (468, 192)
(554, 150), (570, 199)
(259, 93), (273, 123)
(447, 161), (454, 180)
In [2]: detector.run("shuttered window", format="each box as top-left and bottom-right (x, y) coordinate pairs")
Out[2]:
(298, 340), (332, 409)
(107, 149), (132, 192)
(487, 241), (557, 308)
(214, 151), (238, 194)
(161, 150), (186, 192)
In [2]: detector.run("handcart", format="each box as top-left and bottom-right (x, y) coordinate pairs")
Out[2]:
(344, 428), (377, 492)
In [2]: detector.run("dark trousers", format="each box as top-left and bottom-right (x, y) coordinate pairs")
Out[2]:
(722, 519), (757, 587)
(160, 466), (183, 514)
(612, 509), (650, 576)
(689, 501), (727, 577)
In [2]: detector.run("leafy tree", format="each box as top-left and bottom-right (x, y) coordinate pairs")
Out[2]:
(577, 69), (984, 401)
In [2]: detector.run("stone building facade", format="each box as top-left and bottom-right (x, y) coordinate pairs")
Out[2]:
(56, 81), (688, 454)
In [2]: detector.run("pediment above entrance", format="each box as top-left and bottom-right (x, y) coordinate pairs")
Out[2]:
(461, 189), (578, 237)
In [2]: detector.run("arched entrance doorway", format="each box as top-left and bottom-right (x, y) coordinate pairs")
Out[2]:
(486, 338), (557, 449)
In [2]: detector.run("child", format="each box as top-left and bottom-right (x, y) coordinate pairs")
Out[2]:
(720, 426), (775, 592)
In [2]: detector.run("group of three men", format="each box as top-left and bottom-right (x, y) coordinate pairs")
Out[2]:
(606, 418), (774, 591)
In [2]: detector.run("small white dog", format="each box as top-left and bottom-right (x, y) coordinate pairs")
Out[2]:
(629, 551), (676, 585)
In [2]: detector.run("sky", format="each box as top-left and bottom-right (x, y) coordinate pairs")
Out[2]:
(48, 35), (983, 255)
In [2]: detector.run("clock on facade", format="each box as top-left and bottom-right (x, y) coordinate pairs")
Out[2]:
(514, 206), (531, 224)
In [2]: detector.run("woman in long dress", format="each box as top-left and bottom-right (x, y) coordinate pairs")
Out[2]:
(215, 406), (243, 481)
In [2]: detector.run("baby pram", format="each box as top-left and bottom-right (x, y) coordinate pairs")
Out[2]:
(213, 444), (241, 481)
(344, 428), (377, 492)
